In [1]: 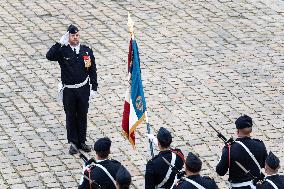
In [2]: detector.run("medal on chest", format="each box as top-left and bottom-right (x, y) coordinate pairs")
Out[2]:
(83, 52), (91, 68)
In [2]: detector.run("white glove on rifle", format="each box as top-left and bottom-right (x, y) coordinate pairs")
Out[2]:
(79, 163), (92, 185)
(90, 90), (97, 99)
(59, 32), (69, 46)
(147, 134), (158, 146)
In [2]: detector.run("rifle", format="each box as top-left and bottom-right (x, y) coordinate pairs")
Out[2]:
(70, 143), (101, 189)
(70, 143), (96, 165)
(235, 161), (264, 185)
(207, 122), (234, 145)
(162, 157), (185, 178)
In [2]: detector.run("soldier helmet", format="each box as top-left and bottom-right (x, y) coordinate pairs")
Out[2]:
(94, 137), (111, 151)
(116, 166), (131, 187)
(266, 151), (280, 170)
(67, 24), (79, 34)
(157, 127), (172, 145)
(235, 115), (252, 129)
(185, 152), (202, 173)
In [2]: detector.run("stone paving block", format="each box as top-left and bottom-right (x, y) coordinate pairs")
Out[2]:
(1, 0), (284, 188)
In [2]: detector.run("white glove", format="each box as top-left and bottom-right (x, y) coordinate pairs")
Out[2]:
(147, 134), (158, 146)
(90, 90), (97, 99)
(59, 32), (69, 46)
(79, 164), (91, 185)
(57, 82), (64, 101)
(170, 176), (179, 189)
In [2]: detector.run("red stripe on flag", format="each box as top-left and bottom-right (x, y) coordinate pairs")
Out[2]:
(129, 132), (135, 146)
(121, 101), (130, 138)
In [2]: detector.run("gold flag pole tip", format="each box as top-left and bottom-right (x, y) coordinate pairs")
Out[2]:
(127, 12), (134, 39)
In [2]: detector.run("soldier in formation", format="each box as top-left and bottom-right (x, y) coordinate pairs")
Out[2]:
(145, 127), (184, 189)
(216, 115), (268, 189)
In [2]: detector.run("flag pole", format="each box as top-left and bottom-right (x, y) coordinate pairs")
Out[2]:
(145, 111), (155, 158)
(128, 13), (154, 158)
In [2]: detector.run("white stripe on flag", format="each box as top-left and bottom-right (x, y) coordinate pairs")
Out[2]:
(129, 98), (139, 130)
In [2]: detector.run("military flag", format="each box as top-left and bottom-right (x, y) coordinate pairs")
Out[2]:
(121, 38), (147, 147)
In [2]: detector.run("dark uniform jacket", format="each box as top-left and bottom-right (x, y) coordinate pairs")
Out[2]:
(46, 42), (97, 90)
(172, 175), (219, 189)
(78, 159), (121, 189)
(216, 137), (267, 183)
(257, 175), (284, 189)
(145, 149), (184, 189)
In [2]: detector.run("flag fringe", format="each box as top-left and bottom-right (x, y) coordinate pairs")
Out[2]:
(129, 113), (146, 134)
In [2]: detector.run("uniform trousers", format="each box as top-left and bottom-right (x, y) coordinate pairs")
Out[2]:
(63, 84), (90, 145)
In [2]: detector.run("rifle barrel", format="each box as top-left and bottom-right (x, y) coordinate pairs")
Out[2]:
(207, 122), (218, 132)
(207, 122), (228, 143)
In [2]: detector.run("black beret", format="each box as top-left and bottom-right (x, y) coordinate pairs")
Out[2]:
(157, 127), (172, 144)
(266, 151), (280, 170)
(67, 24), (79, 34)
(116, 166), (131, 186)
(186, 152), (202, 173)
(94, 137), (111, 151)
(235, 115), (252, 129)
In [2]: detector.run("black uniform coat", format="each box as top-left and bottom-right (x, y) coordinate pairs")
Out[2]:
(257, 175), (284, 189)
(46, 42), (97, 89)
(46, 42), (97, 144)
(145, 149), (184, 189)
(78, 159), (121, 189)
(172, 175), (219, 189)
(216, 137), (267, 184)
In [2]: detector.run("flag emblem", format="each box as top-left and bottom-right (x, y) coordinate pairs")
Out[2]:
(136, 96), (143, 111)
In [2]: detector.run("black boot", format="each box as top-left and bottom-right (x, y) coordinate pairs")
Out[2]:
(80, 143), (91, 152)
(69, 144), (78, 155)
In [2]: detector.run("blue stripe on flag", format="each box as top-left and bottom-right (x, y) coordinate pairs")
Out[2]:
(131, 40), (147, 119)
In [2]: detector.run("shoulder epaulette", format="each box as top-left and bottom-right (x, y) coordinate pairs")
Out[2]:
(151, 154), (160, 161)
(81, 44), (91, 50)
(110, 159), (120, 164)
(252, 138), (263, 142)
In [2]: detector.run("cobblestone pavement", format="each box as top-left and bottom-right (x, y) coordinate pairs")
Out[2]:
(1, 0), (284, 188)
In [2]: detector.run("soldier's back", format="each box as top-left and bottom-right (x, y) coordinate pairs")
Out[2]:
(91, 159), (121, 189)
(173, 175), (218, 189)
(229, 137), (267, 182)
(145, 149), (184, 189)
(257, 175), (284, 189)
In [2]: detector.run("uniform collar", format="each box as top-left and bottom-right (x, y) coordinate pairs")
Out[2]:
(266, 173), (279, 178)
(96, 158), (108, 163)
(186, 174), (200, 179)
(159, 149), (171, 154)
(236, 136), (251, 140)
(70, 43), (80, 54)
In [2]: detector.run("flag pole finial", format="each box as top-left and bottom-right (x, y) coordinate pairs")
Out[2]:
(127, 12), (134, 39)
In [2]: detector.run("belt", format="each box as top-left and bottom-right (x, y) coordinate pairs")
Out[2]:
(230, 180), (256, 189)
(64, 76), (89, 89)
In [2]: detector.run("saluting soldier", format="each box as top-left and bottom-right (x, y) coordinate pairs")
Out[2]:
(46, 24), (97, 154)
(172, 152), (218, 189)
(216, 115), (268, 189)
(256, 152), (284, 189)
(116, 165), (132, 189)
(78, 137), (122, 189)
(145, 127), (184, 189)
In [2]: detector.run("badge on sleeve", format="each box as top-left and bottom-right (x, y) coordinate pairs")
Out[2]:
(83, 54), (91, 68)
